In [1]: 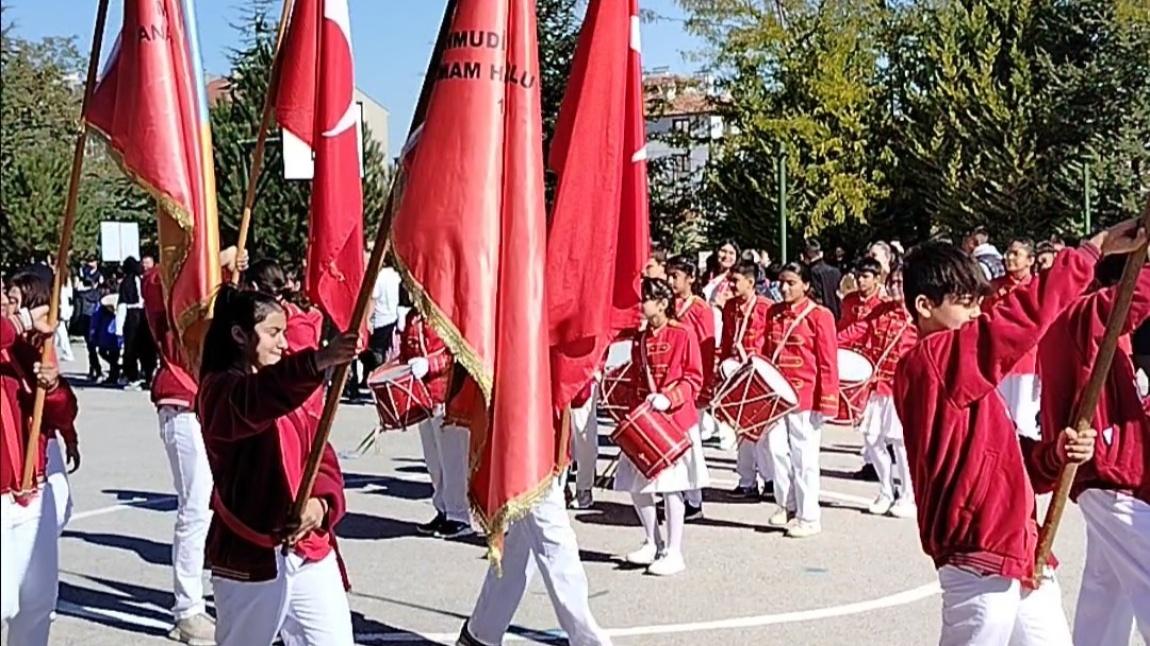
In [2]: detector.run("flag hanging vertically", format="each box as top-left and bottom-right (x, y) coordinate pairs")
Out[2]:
(276, 0), (364, 331)
(547, 0), (651, 411)
(391, 0), (553, 562)
(85, 0), (221, 369)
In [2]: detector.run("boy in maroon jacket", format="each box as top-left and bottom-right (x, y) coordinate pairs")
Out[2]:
(1031, 254), (1150, 645)
(894, 220), (1142, 645)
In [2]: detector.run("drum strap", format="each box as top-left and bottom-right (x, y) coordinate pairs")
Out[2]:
(770, 301), (817, 364)
(638, 330), (659, 394)
(869, 317), (912, 378)
(733, 297), (757, 361)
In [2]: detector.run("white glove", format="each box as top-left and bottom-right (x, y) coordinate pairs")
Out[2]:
(720, 359), (742, 380)
(646, 393), (671, 412)
(408, 357), (430, 380)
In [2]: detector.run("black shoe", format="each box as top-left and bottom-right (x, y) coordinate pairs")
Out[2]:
(458, 622), (484, 646)
(436, 520), (476, 539)
(732, 484), (760, 498)
(684, 502), (704, 522)
(417, 512), (447, 535)
(759, 483), (775, 502)
(853, 464), (879, 482)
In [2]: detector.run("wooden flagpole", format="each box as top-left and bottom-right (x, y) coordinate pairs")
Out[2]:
(231, 0), (296, 283)
(288, 0), (460, 524)
(21, 0), (112, 492)
(1035, 198), (1150, 572)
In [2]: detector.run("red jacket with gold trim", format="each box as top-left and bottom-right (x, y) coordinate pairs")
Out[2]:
(399, 310), (453, 404)
(676, 295), (716, 406)
(983, 273), (1038, 376)
(837, 300), (917, 397)
(761, 298), (840, 417)
(631, 321), (703, 431)
(719, 294), (771, 362)
(838, 290), (882, 332)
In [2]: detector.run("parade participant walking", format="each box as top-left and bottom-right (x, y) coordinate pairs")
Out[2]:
(893, 219), (1144, 645)
(667, 256), (716, 520)
(1, 276), (76, 646)
(761, 263), (839, 538)
(197, 287), (358, 645)
(614, 278), (707, 575)
(838, 258), (884, 331)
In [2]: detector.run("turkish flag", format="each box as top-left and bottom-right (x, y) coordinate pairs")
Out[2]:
(391, 0), (553, 562)
(85, 0), (222, 372)
(275, 0), (364, 331)
(547, 0), (651, 411)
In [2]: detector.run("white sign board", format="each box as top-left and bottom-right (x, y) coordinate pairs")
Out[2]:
(282, 102), (366, 180)
(100, 221), (140, 263)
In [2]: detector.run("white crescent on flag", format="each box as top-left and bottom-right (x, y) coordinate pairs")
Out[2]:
(323, 0), (357, 138)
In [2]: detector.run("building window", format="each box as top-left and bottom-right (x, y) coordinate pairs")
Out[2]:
(672, 117), (690, 133)
(672, 154), (691, 179)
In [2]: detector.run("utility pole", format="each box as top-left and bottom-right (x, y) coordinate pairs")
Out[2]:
(777, 141), (788, 262)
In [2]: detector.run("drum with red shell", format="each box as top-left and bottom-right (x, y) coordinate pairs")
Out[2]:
(599, 339), (638, 424)
(610, 401), (692, 480)
(834, 348), (875, 427)
(368, 363), (435, 431)
(712, 356), (799, 441)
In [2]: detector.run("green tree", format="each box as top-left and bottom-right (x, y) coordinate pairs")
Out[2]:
(536, 0), (581, 150)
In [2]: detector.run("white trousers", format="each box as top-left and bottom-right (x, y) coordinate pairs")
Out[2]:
(859, 395), (914, 503)
(1, 491), (59, 646)
(417, 413), (471, 524)
(736, 436), (772, 488)
(938, 565), (1071, 646)
(44, 437), (72, 532)
(766, 411), (821, 523)
(158, 406), (213, 620)
(466, 478), (611, 646)
(1073, 489), (1150, 645)
(996, 374), (1041, 441)
(570, 386), (599, 494)
(53, 322), (73, 362)
(213, 550), (352, 646)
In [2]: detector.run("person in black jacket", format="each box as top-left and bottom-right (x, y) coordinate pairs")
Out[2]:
(803, 239), (842, 321)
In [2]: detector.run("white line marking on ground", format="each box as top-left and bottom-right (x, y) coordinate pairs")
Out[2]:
(56, 600), (171, 631)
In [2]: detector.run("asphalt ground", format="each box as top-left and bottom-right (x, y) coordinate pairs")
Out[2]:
(5, 345), (1144, 645)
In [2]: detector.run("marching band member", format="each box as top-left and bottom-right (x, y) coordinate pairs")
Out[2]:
(719, 259), (773, 497)
(197, 286), (359, 645)
(893, 221), (1143, 645)
(837, 259), (918, 519)
(615, 278), (706, 576)
(982, 238), (1041, 440)
(568, 376), (599, 510)
(760, 263), (839, 538)
(1030, 254), (1150, 645)
(668, 256), (716, 520)
(143, 247), (245, 643)
(1, 272), (77, 646)
(401, 309), (474, 539)
(838, 258), (884, 331)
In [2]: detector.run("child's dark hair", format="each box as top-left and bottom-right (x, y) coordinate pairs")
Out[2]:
(779, 261), (812, 285)
(245, 258), (310, 309)
(733, 259), (759, 282)
(902, 241), (990, 320)
(718, 239), (741, 256)
(10, 269), (52, 309)
(855, 257), (883, 277)
(200, 285), (285, 378)
(641, 277), (676, 318)
(666, 256), (703, 296)
(1009, 238), (1036, 256)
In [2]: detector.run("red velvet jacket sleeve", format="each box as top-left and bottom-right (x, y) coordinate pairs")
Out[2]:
(941, 245), (1101, 409)
(0, 317), (17, 352)
(202, 352), (325, 441)
(812, 308), (841, 417)
(314, 442), (347, 529)
(42, 379), (79, 446)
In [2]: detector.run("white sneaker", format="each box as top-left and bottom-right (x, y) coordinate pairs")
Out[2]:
(889, 500), (917, 519)
(868, 495), (894, 516)
(623, 542), (660, 566)
(647, 551), (686, 576)
(767, 506), (792, 527)
(168, 613), (216, 645)
(786, 520), (822, 538)
(570, 490), (594, 510)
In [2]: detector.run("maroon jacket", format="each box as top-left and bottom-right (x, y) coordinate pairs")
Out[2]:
(894, 244), (1101, 583)
(198, 351), (347, 583)
(1030, 273), (1150, 505)
(1, 316), (78, 496)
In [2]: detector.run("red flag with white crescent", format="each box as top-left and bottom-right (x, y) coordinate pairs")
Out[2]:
(546, 0), (651, 412)
(275, 0), (364, 331)
(391, 0), (553, 563)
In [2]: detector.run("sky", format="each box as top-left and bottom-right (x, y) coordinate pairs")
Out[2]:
(5, 0), (703, 157)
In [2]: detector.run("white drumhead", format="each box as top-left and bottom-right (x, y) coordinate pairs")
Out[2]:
(748, 356), (799, 406)
(838, 349), (874, 384)
(368, 362), (413, 385)
(605, 339), (634, 369)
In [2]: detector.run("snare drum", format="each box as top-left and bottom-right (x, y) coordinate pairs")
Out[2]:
(368, 363), (435, 431)
(834, 349), (875, 427)
(610, 401), (691, 480)
(712, 356), (799, 441)
(599, 339), (638, 423)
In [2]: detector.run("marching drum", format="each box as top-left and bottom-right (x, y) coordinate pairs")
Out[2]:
(610, 401), (691, 480)
(712, 356), (799, 441)
(599, 339), (638, 424)
(368, 363), (435, 431)
(834, 348), (875, 427)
